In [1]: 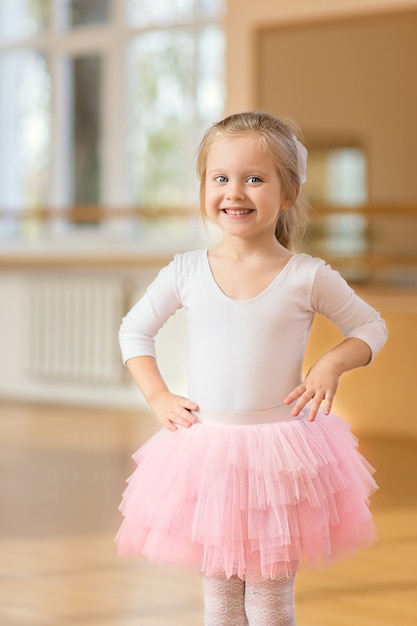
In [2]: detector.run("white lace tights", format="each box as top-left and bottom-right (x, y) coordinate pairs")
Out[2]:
(201, 572), (296, 626)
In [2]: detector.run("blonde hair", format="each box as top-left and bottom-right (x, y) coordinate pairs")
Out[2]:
(196, 111), (311, 251)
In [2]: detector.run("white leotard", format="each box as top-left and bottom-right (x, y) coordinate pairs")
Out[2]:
(119, 250), (387, 413)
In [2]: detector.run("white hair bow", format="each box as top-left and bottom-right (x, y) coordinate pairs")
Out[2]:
(291, 135), (308, 184)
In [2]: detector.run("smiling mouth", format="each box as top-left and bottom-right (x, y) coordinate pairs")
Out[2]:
(222, 209), (254, 215)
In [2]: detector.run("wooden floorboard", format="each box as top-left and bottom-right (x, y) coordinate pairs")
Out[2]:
(0, 401), (416, 625)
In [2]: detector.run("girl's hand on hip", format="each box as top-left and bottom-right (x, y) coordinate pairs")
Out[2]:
(284, 358), (340, 422)
(284, 338), (372, 422)
(149, 390), (198, 431)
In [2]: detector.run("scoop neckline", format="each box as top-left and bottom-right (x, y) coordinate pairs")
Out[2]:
(203, 249), (296, 304)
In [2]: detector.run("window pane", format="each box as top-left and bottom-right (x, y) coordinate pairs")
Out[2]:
(304, 147), (367, 206)
(127, 32), (196, 206)
(0, 51), (51, 210)
(327, 149), (367, 206)
(0, 0), (51, 42)
(304, 147), (368, 263)
(126, 0), (195, 26)
(197, 26), (225, 127)
(64, 0), (110, 29)
(127, 26), (225, 208)
(315, 213), (367, 257)
(197, 0), (226, 18)
(70, 55), (102, 205)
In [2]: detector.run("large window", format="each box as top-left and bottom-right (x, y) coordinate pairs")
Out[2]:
(0, 0), (225, 224)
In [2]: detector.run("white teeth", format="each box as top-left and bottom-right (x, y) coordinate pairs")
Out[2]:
(224, 209), (252, 215)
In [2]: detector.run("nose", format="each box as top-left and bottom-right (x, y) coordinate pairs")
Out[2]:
(226, 180), (246, 200)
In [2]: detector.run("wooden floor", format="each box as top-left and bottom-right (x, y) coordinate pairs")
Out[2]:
(0, 401), (416, 625)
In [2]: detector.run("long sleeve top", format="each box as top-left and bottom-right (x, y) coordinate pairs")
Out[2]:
(119, 249), (387, 413)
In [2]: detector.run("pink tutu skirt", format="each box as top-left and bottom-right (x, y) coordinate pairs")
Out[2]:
(116, 407), (377, 580)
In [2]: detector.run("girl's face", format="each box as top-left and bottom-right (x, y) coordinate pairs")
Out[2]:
(204, 133), (289, 242)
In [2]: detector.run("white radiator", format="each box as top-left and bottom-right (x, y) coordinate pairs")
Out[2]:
(26, 275), (126, 384)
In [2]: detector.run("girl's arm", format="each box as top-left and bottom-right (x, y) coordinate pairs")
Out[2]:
(284, 337), (371, 422)
(126, 356), (198, 431)
(120, 257), (198, 431)
(285, 260), (387, 422)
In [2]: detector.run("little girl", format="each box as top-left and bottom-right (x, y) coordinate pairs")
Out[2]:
(116, 111), (387, 625)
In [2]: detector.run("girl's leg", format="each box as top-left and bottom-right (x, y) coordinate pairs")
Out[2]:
(201, 574), (248, 626)
(244, 571), (296, 626)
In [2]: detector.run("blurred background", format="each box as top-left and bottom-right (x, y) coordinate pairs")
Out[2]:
(0, 1), (416, 624)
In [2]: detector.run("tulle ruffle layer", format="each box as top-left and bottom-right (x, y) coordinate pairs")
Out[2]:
(116, 411), (377, 579)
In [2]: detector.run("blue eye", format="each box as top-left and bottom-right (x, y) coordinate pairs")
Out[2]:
(247, 176), (262, 184)
(215, 175), (228, 183)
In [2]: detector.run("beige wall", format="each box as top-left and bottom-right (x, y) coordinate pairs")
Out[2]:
(226, 0), (417, 203)
(257, 12), (417, 203)
(226, 0), (417, 113)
